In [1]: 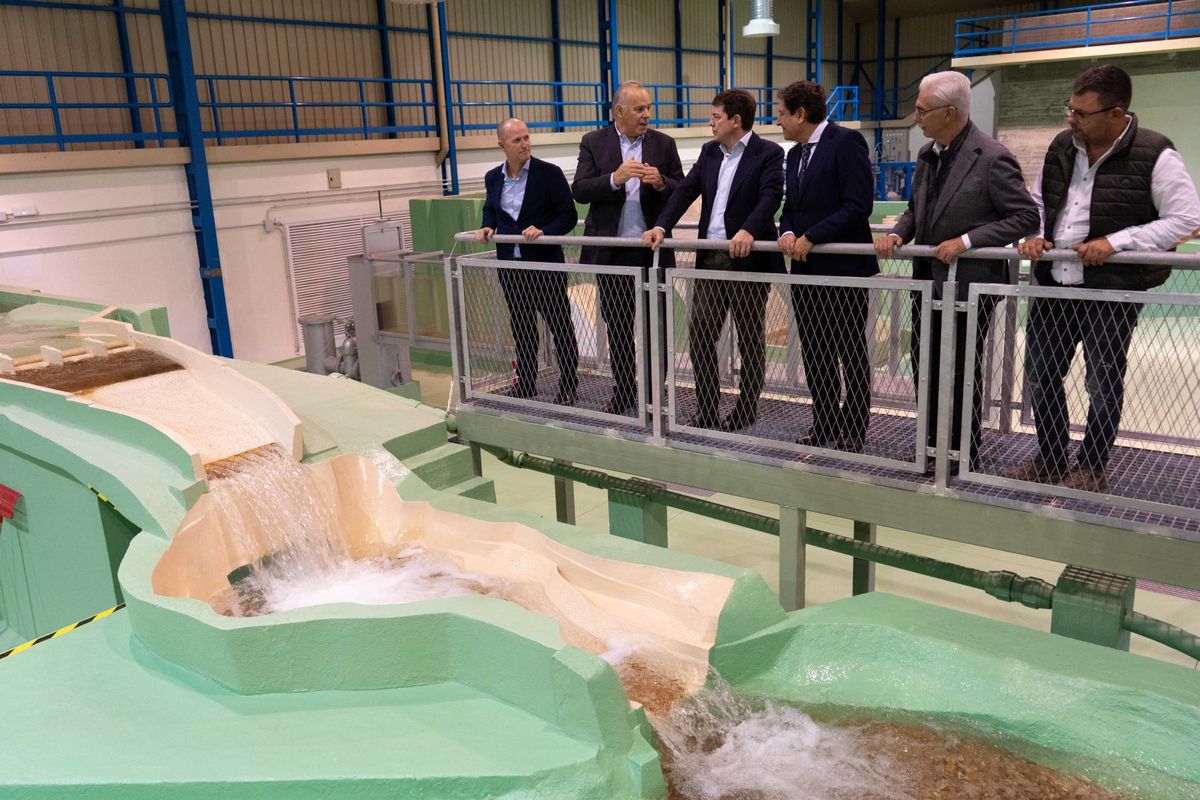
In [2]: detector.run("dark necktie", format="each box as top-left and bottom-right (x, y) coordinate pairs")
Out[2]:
(796, 142), (815, 184)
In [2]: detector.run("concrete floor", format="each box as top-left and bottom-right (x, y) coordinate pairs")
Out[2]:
(413, 364), (1200, 671)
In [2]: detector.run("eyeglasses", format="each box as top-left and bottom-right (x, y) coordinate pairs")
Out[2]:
(1063, 101), (1117, 119)
(913, 104), (952, 120)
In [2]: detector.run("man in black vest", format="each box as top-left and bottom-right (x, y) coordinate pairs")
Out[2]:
(1006, 65), (1200, 492)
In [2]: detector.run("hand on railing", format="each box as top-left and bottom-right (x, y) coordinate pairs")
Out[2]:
(874, 233), (904, 258)
(521, 226), (544, 242)
(475, 227), (494, 243)
(1017, 236), (1051, 260)
(934, 237), (968, 265)
(642, 228), (665, 251)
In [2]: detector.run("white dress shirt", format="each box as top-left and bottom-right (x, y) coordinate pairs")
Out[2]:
(610, 131), (646, 237)
(1031, 117), (1200, 285)
(500, 158), (531, 258)
(706, 130), (753, 241)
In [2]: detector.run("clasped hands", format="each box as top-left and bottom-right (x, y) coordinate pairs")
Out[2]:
(613, 158), (664, 190)
(1018, 236), (1115, 267)
(474, 226), (545, 243)
(643, 227), (754, 258)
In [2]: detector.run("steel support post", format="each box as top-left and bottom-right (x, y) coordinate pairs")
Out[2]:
(852, 519), (876, 594)
(608, 488), (667, 547)
(554, 459), (576, 524)
(779, 506), (807, 611)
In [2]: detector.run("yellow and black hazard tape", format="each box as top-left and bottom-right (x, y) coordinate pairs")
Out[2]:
(0, 603), (125, 661)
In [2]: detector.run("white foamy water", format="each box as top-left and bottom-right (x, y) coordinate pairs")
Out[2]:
(648, 671), (912, 800)
(258, 545), (501, 614)
(208, 446), (348, 582)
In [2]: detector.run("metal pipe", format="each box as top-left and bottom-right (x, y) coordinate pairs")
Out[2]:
(1123, 610), (1200, 661)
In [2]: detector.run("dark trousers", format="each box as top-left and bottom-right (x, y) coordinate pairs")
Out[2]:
(498, 267), (578, 393)
(1025, 296), (1142, 469)
(794, 284), (872, 443)
(688, 259), (769, 422)
(911, 290), (998, 464)
(597, 247), (654, 406)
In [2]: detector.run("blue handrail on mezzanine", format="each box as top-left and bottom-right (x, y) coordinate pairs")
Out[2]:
(449, 80), (606, 132)
(826, 85), (860, 122)
(0, 69), (178, 150)
(644, 83), (721, 126)
(196, 75), (437, 144)
(955, 0), (1200, 57)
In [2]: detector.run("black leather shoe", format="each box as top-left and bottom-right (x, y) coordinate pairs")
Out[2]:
(504, 383), (537, 399)
(838, 436), (865, 454)
(720, 413), (756, 432)
(603, 396), (637, 415)
(685, 412), (720, 429)
(796, 432), (836, 448)
(554, 387), (578, 405)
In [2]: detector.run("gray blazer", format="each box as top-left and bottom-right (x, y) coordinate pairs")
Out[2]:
(891, 121), (1038, 297)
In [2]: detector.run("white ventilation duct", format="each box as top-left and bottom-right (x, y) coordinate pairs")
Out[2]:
(743, 0), (780, 37)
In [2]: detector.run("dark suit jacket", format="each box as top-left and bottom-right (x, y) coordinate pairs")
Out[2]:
(572, 125), (684, 267)
(890, 120), (1038, 294)
(482, 156), (577, 263)
(654, 131), (786, 274)
(778, 122), (878, 277)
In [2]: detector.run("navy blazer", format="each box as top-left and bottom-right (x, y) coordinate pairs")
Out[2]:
(482, 156), (578, 263)
(654, 131), (785, 274)
(778, 122), (879, 278)
(572, 125), (684, 267)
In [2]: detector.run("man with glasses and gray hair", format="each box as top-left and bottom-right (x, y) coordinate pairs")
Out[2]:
(1005, 64), (1200, 493)
(876, 70), (1038, 473)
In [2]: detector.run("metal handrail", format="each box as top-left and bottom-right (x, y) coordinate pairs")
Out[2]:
(955, 0), (1200, 57)
(197, 74), (437, 143)
(0, 69), (178, 150)
(455, 232), (1200, 268)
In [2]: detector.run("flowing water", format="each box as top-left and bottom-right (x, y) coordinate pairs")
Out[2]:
(202, 450), (1144, 800)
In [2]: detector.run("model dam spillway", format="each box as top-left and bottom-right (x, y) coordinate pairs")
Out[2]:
(0, 288), (1197, 799)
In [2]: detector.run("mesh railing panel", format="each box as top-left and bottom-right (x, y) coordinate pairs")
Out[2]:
(965, 284), (1200, 519)
(454, 256), (647, 425)
(666, 269), (931, 470)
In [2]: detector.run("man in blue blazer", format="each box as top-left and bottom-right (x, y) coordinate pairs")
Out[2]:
(776, 80), (879, 453)
(476, 118), (579, 404)
(644, 89), (785, 431)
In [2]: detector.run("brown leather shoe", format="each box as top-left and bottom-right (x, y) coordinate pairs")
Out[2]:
(1061, 464), (1109, 493)
(1002, 457), (1068, 484)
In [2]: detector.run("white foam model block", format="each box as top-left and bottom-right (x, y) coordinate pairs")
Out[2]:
(83, 338), (110, 358)
(39, 346), (64, 366)
(0, 354), (13, 375)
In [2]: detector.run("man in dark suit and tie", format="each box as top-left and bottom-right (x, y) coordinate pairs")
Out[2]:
(573, 81), (684, 415)
(476, 118), (579, 404)
(644, 89), (785, 432)
(876, 70), (1038, 469)
(776, 80), (879, 453)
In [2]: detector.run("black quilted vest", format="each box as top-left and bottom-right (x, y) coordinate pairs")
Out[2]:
(1036, 114), (1173, 290)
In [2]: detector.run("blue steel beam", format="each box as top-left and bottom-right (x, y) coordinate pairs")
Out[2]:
(112, 0), (143, 149)
(837, 0), (844, 86)
(674, 0), (684, 124)
(550, 0), (564, 131)
(718, 0), (726, 89)
(874, 0), (886, 121)
(376, 0), (397, 136)
(608, 0), (619, 90)
(436, 2), (458, 195)
(806, 0), (822, 82)
(159, 0), (232, 357)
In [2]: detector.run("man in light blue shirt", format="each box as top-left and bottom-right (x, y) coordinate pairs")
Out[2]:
(477, 119), (579, 404)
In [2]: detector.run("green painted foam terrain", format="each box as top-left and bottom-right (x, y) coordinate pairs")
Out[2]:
(1, 287), (1199, 798)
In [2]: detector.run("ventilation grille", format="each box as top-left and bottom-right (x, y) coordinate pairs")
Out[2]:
(283, 210), (411, 354)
